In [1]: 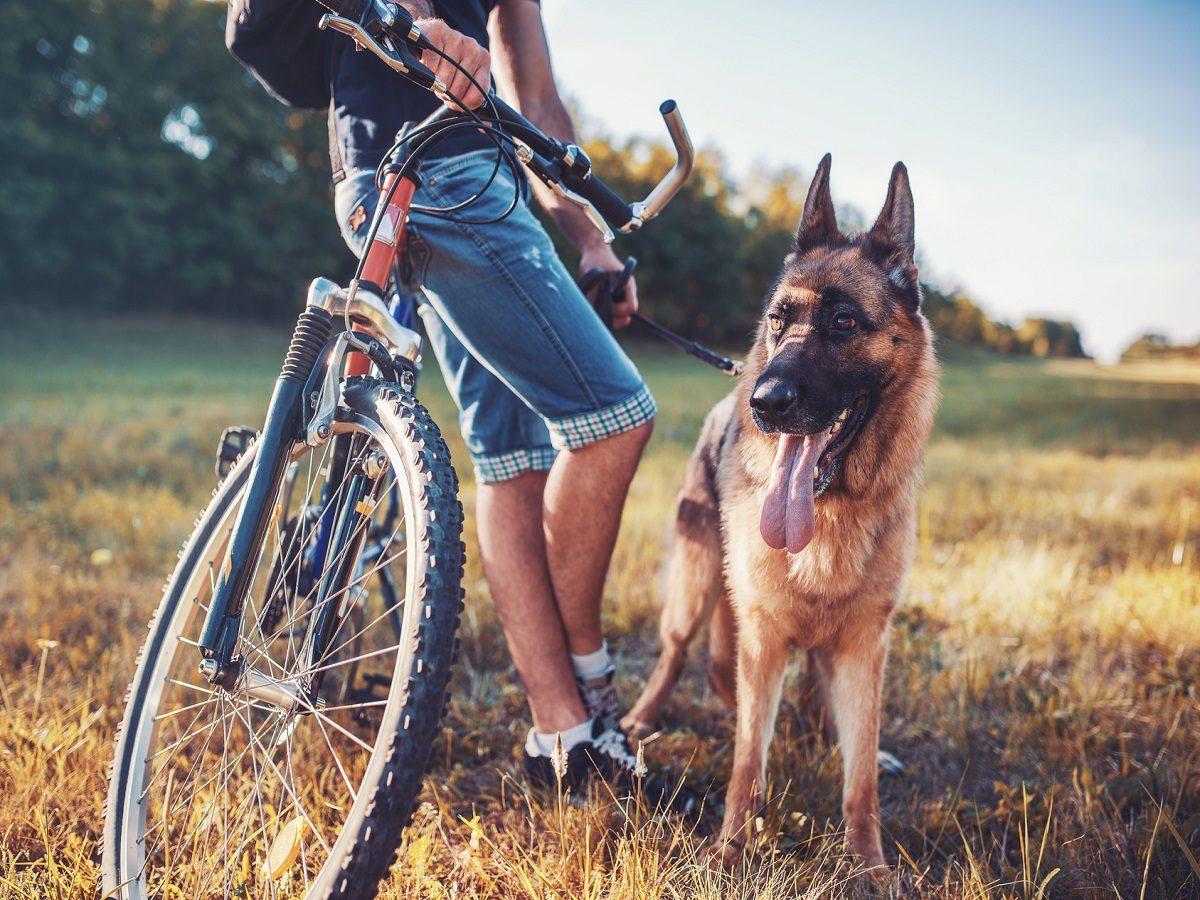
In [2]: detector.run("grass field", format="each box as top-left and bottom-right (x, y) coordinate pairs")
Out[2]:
(1, 313), (1198, 897)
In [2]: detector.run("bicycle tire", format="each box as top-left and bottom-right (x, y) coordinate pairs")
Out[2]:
(103, 377), (464, 899)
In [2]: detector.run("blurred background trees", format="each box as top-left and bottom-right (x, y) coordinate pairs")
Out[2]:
(1121, 333), (1200, 362)
(2, 0), (1087, 356)
(1, 0), (342, 319)
(921, 286), (1086, 358)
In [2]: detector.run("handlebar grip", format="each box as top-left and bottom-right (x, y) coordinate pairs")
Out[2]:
(578, 177), (636, 232)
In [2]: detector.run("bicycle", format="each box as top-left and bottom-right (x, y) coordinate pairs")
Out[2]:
(102, 2), (694, 897)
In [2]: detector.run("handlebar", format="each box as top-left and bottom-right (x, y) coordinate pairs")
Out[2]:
(314, 2), (694, 238)
(632, 101), (695, 225)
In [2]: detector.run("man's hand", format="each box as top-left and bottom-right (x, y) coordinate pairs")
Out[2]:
(415, 17), (491, 110)
(580, 245), (639, 330)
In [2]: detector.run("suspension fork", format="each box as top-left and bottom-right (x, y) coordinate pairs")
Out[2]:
(197, 305), (333, 685)
(305, 431), (354, 595)
(300, 434), (399, 693)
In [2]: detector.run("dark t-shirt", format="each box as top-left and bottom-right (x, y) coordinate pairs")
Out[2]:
(327, 0), (497, 179)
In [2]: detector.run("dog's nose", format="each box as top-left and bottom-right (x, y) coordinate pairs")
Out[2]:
(750, 378), (799, 421)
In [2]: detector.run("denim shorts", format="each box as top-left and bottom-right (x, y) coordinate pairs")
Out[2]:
(334, 150), (656, 483)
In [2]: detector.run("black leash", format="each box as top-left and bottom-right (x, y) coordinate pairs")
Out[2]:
(579, 257), (743, 377)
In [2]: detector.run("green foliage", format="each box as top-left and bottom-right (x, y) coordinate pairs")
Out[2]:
(0, 0), (344, 318)
(923, 285), (1087, 358)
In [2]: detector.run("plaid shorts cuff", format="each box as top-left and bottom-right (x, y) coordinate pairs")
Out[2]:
(473, 446), (558, 484)
(547, 384), (657, 452)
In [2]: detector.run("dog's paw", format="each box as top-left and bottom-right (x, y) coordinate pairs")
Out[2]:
(619, 713), (655, 741)
(861, 860), (893, 884)
(700, 838), (743, 870)
(876, 749), (906, 776)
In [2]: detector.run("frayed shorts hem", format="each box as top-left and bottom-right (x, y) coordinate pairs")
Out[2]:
(473, 446), (558, 484)
(546, 384), (657, 451)
(472, 385), (657, 483)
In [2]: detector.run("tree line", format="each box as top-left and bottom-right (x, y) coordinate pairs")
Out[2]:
(2, 0), (1085, 358)
(1121, 334), (1200, 363)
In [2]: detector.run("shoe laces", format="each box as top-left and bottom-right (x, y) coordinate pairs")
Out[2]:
(592, 727), (647, 778)
(577, 673), (619, 728)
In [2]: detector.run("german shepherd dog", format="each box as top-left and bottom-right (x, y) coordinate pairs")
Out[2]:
(623, 154), (938, 871)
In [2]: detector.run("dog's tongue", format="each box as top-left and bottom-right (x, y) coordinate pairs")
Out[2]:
(760, 431), (832, 554)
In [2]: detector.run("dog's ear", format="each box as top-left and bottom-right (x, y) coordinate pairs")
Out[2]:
(795, 153), (839, 254)
(867, 162), (919, 308)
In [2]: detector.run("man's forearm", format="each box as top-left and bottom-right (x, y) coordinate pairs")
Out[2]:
(488, 0), (614, 257)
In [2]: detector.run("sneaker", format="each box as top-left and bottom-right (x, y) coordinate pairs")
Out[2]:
(523, 719), (700, 818)
(576, 667), (620, 733)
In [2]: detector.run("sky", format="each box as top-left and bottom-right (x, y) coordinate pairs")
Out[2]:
(539, 0), (1200, 361)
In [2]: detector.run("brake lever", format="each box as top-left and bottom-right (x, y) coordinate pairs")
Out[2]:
(517, 145), (614, 244)
(550, 182), (614, 245)
(371, 0), (428, 53)
(318, 14), (449, 101)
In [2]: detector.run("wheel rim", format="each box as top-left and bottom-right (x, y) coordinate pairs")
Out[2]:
(114, 419), (420, 898)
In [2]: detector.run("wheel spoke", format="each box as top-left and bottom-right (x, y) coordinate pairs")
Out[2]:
(312, 548), (410, 666)
(228, 699), (332, 855)
(295, 642), (401, 682)
(303, 703), (360, 802)
(298, 697), (376, 756)
(109, 416), (445, 897)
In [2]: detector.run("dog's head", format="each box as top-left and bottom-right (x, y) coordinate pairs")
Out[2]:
(751, 154), (934, 553)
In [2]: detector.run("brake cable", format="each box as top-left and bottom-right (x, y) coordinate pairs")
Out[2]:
(579, 257), (744, 376)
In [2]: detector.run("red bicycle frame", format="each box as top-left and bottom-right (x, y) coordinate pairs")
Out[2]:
(344, 171), (418, 377)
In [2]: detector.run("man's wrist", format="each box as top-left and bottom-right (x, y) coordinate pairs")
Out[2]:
(577, 241), (621, 272)
(576, 240), (611, 262)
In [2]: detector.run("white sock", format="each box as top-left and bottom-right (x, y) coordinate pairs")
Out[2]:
(570, 641), (613, 681)
(525, 718), (594, 757)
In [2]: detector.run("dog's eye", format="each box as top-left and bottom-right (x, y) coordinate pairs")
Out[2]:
(767, 315), (783, 333)
(832, 312), (858, 332)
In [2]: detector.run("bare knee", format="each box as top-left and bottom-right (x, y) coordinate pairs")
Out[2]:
(477, 469), (548, 504)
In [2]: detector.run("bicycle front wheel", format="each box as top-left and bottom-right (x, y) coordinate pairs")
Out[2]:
(103, 378), (464, 899)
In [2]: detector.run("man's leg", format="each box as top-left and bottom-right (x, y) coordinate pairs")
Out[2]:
(334, 166), (596, 743)
(543, 421), (653, 655)
(399, 154), (659, 745)
(475, 471), (589, 733)
(410, 300), (591, 736)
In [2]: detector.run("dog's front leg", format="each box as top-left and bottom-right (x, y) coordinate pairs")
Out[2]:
(707, 616), (788, 865)
(827, 623), (890, 873)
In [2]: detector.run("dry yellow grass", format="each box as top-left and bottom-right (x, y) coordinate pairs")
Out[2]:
(1, 315), (1197, 897)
